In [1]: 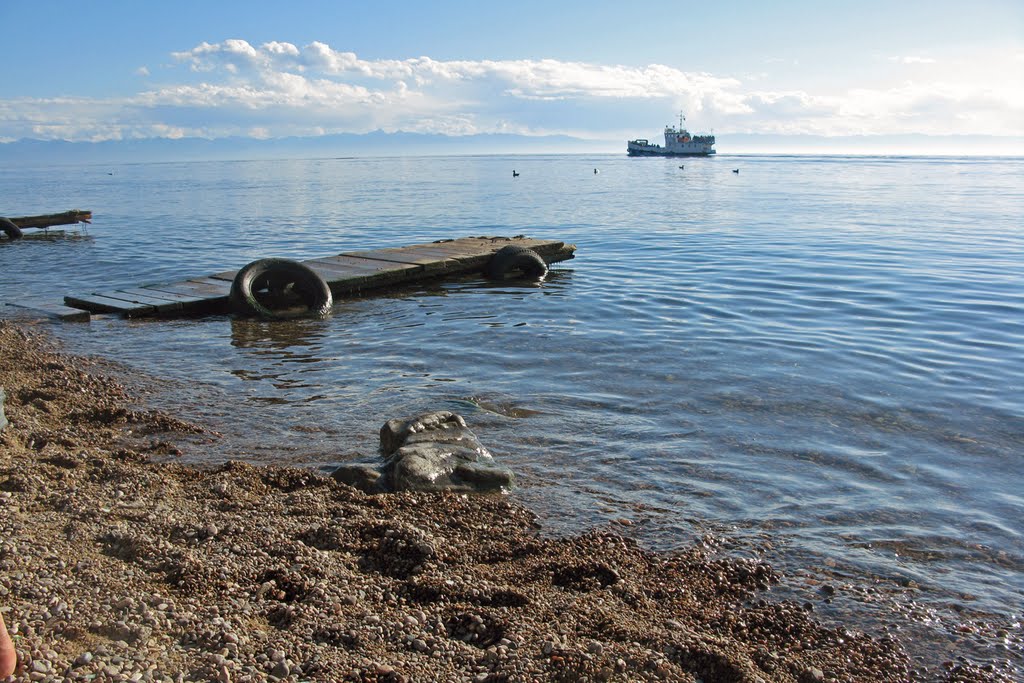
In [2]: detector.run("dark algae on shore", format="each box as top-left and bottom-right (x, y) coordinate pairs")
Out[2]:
(0, 320), (1015, 681)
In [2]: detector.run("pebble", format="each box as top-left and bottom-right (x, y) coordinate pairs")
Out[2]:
(804, 666), (825, 681)
(270, 659), (290, 678)
(0, 324), (950, 683)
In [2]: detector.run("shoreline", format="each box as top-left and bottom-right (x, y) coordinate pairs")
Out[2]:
(0, 321), (1004, 682)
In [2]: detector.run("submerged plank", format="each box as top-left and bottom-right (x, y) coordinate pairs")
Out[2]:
(4, 302), (91, 322)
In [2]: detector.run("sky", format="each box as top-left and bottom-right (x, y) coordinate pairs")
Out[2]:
(1, 0), (1022, 150)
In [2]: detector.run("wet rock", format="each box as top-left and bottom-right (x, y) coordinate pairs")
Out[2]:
(330, 462), (382, 493)
(333, 411), (514, 493)
(381, 411), (514, 493)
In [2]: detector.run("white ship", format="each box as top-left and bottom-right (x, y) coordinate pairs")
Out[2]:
(627, 114), (715, 157)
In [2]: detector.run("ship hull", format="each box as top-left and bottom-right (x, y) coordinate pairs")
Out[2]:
(627, 147), (715, 157)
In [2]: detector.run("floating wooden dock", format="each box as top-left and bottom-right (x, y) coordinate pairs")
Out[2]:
(62, 236), (576, 319)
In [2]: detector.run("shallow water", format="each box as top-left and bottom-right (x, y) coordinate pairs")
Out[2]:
(3, 153), (1022, 672)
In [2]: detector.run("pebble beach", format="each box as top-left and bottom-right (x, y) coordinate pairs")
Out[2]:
(0, 320), (1009, 682)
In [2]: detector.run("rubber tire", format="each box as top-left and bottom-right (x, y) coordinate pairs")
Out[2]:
(0, 217), (23, 240)
(485, 245), (548, 280)
(230, 258), (333, 319)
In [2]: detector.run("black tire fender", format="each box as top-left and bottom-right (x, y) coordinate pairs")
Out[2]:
(485, 245), (548, 280)
(230, 258), (333, 319)
(1, 217), (23, 240)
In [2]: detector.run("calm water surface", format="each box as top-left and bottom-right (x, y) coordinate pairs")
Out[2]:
(2, 154), (1022, 673)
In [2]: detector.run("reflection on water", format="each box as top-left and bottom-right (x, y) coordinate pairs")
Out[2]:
(229, 316), (331, 353)
(2, 154), (1022, 673)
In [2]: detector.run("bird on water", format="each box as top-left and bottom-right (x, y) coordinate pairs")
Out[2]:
(512, 170), (520, 177)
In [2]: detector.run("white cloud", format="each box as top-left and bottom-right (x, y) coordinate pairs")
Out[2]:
(1, 39), (1021, 143)
(890, 55), (938, 65)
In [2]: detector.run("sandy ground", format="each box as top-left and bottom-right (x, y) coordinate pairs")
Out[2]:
(0, 320), (1008, 682)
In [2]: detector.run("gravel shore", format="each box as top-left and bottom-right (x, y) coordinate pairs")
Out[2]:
(0, 321), (1005, 682)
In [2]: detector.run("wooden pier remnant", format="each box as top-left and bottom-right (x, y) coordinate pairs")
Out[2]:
(62, 236), (576, 319)
(2, 210), (93, 241)
(8, 210), (92, 230)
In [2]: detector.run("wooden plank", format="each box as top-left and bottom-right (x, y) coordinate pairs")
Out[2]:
(452, 237), (565, 254)
(64, 293), (156, 316)
(141, 280), (232, 298)
(8, 210), (92, 229)
(306, 259), (425, 293)
(306, 260), (425, 294)
(344, 247), (462, 270)
(209, 269), (239, 282)
(430, 244), (514, 259)
(307, 255), (422, 274)
(425, 237), (569, 264)
(184, 277), (234, 293)
(304, 261), (380, 284)
(78, 290), (187, 314)
(4, 302), (91, 322)
(363, 246), (478, 262)
(113, 287), (208, 305)
(98, 290), (187, 308)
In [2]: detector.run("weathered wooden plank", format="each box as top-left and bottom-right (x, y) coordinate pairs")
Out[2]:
(8, 210), (92, 229)
(141, 280), (232, 298)
(4, 302), (91, 322)
(311, 259), (423, 287)
(360, 246), (477, 263)
(307, 255), (422, 274)
(64, 293), (156, 316)
(209, 269), (240, 282)
(305, 261), (424, 294)
(304, 261), (378, 283)
(446, 237), (559, 250)
(428, 238), (568, 264)
(84, 290), (188, 313)
(115, 287), (208, 305)
(344, 248), (463, 271)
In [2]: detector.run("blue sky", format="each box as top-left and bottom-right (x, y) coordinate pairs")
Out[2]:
(1, 0), (1021, 148)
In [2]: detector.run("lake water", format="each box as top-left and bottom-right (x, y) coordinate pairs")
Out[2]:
(2, 154), (1022, 674)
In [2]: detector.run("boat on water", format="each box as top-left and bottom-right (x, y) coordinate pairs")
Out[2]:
(627, 114), (715, 157)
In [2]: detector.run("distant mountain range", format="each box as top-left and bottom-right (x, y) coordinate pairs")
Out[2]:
(2, 131), (1022, 163)
(0, 131), (602, 164)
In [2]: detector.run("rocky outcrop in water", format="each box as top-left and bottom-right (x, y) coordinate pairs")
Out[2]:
(332, 411), (514, 494)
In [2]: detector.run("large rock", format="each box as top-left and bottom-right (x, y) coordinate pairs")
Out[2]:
(332, 411), (514, 494)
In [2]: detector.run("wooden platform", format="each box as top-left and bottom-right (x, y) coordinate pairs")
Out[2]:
(63, 236), (576, 319)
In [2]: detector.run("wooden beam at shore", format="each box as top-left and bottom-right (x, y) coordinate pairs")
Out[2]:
(8, 210), (92, 230)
